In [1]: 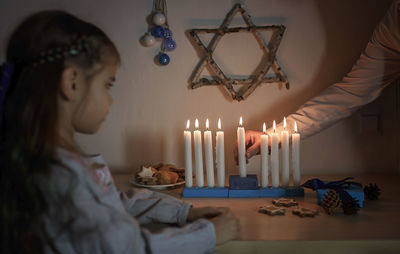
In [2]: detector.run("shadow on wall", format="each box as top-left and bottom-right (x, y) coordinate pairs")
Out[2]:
(252, 0), (393, 123)
(125, 129), (166, 173)
(353, 82), (400, 173)
(308, 0), (395, 174)
(247, 0), (394, 174)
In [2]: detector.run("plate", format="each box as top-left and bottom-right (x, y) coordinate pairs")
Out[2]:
(130, 177), (185, 190)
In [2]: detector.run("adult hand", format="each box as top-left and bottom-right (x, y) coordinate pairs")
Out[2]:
(208, 207), (240, 245)
(187, 206), (224, 222)
(234, 130), (263, 164)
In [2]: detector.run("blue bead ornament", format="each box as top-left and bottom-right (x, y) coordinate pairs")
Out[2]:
(164, 38), (176, 51)
(163, 28), (173, 39)
(151, 26), (164, 38)
(158, 53), (170, 65)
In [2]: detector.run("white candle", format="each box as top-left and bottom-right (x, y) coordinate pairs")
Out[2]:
(260, 122), (269, 188)
(204, 119), (215, 187)
(237, 116), (246, 177)
(184, 120), (193, 188)
(194, 119), (204, 187)
(292, 121), (301, 187)
(216, 118), (225, 187)
(281, 117), (289, 187)
(270, 120), (280, 188)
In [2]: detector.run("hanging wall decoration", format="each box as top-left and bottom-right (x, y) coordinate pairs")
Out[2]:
(140, 0), (176, 66)
(187, 4), (289, 101)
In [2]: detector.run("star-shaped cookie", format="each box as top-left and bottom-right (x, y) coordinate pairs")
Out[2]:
(138, 166), (155, 178)
(258, 205), (286, 216)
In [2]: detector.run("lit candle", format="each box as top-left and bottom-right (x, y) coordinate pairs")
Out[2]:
(237, 116), (246, 177)
(260, 122), (269, 188)
(184, 120), (193, 188)
(194, 119), (204, 187)
(292, 121), (301, 187)
(216, 118), (225, 187)
(281, 117), (289, 187)
(270, 120), (280, 188)
(204, 119), (215, 187)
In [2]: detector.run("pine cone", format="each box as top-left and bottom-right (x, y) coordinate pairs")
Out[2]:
(342, 197), (360, 215)
(321, 189), (341, 215)
(364, 183), (381, 200)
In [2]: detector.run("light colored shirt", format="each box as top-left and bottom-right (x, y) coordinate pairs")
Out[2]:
(43, 148), (216, 254)
(273, 0), (400, 138)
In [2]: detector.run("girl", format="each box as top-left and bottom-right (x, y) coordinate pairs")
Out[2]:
(0, 10), (239, 254)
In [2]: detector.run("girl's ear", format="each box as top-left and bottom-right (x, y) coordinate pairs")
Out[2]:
(60, 66), (78, 101)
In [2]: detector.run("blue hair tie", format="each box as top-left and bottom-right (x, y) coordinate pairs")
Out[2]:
(0, 62), (14, 127)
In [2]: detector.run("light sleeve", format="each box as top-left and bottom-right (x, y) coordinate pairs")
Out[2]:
(142, 218), (216, 254)
(84, 152), (192, 226)
(119, 187), (192, 226)
(272, 0), (400, 138)
(45, 162), (215, 254)
(44, 165), (147, 254)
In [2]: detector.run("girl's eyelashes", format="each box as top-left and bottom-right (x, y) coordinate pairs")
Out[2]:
(106, 83), (114, 89)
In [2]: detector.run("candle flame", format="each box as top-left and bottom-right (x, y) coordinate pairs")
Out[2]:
(195, 118), (199, 129)
(218, 118), (221, 130)
(294, 121), (298, 133)
(273, 120), (276, 132)
(283, 117), (287, 129)
(186, 120), (190, 129)
(239, 116), (243, 126)
(263, 122), (266, 133)
(206, 118), (209, 130)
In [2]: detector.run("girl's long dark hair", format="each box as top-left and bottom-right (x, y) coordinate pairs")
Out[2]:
(0, 10), (120, 253)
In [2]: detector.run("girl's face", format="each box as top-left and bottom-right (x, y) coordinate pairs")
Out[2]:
(73, 58), (118, 134)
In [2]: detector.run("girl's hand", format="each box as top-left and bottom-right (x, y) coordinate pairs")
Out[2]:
(187, 206), (225, 222)
(234, 130), (264, 164)
(209, 207), (240, 245)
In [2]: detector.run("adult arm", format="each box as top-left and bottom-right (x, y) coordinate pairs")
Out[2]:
(275, 0), (400, 138)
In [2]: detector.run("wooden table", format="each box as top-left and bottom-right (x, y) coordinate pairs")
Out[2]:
(113, 174), (400, 253)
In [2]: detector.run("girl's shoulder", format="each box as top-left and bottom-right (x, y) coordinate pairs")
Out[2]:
(48, 148), (101, 198)
(80, 152), (115, 192)
(55, 147), (110, 182)
(52, 147), (116, 198)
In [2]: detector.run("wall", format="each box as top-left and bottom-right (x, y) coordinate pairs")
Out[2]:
(0, 0), (397, 175)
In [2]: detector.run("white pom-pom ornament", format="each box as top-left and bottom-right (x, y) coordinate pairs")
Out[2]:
(152, 12), (166, 26)
(141, 33), (155, 47)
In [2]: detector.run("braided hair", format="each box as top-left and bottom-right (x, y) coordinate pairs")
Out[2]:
(0, 10), (120, 254)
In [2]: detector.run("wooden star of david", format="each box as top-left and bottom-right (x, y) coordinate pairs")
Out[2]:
(188, 4), (289, 101)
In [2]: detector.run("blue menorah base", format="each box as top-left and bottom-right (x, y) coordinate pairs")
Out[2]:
(181, 175), (305, 198)
(228, 174), (259, 198)
(183, 187), (229, 197)
(228, 189), (260, 198)
(259, 187), (305, 197)
(229, 174), (258, 189)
